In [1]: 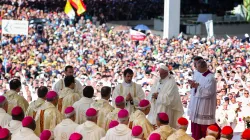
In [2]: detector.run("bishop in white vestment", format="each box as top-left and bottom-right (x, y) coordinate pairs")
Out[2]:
(112, 68), (145, 114)
(12, 116), (40, 140)
(148, 64), (184, 128)
(75, 108), (105, 140)
(54, 106), (79, 140)
(4, 106), (24, 134)
(104, 109), (133, 140)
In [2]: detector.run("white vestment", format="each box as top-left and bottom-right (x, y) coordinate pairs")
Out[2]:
(0, 108), (12, 127)
(104, 124), (133, 140)
(113, 82), (145, 114)
(75, 121), (105, 140)
(54, 118), (79, 140)
(188, 70), (201, 116)
(215, 108), (236, 128)
(4, 120), (22, 134)
(188, 71), (216, 125)
(148, 75), (184, 128)
(12, 127), (40, 140)
(73, 97), (94, 124)
(53, 78), (83, 97)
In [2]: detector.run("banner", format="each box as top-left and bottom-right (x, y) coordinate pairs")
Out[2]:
(130, 29), (146, 41)
(1, 20), (28, 35)
(205, 20), (214, 38)
(70, 0), (86, 15)
(64, 0), (75, 19)
(244, 0), (250, 21)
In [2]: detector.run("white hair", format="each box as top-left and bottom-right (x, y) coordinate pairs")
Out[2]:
(138, 104), (150, 111)
(86, 115), (97, 121)
(64, 111), (75, 118)
(118, 117), (129, 123)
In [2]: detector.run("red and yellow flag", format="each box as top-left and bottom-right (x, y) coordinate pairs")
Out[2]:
(69, 0), (86, 15)
(64, 0), (75, 19)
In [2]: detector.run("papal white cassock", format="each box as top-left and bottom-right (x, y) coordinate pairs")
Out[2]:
(113, 82), (145, 114)
(104, 124), (133, 140)
(53, 78), (83, 97)
(54, 118), (79, 140)
(148, 75), (184, 128)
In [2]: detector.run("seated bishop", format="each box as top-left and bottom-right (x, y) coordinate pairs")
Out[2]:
(54, 106), (79, 140)
(75, 108), (105, 140)
(104, 96), (125, 131)
(105, 109), (133, 140)
(220, 126), (233, 140)
(4, 106), (24, 135)
(129, 99), (154, 139)
(167, 117), (194, 140)
(132, 126), (144, 140)
(200, 125), (219, 140)
(148, 113), (175, 140)
(40, 130), (54, 140)
(12, 116), (40, 140)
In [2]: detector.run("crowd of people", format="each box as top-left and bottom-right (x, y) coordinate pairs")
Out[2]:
(1, 0), (250, 140)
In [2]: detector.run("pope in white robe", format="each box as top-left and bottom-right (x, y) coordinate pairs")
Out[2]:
(148, 64), (184, 128)
(112, 68), (145, 114)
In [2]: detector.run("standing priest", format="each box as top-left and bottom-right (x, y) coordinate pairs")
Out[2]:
(148, 64), (184, 128)
(188, 60), (217, 140)
(112, 68), (145, 114)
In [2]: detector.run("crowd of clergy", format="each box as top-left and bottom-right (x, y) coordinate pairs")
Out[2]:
(0, 64), (250, 140)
